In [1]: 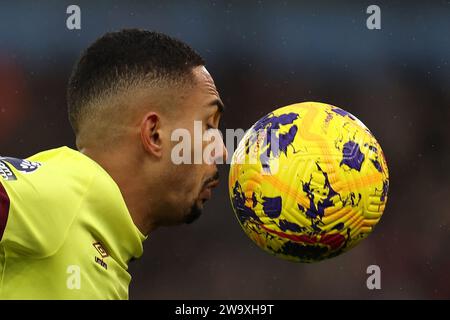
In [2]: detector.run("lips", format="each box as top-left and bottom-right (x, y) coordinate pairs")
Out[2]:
(200, 180), (219, 201)
(205, 180), (219, 189)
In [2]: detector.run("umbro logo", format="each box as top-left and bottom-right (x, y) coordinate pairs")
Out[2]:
(93, 242), (108, 258)
(93, 242), (108, 270)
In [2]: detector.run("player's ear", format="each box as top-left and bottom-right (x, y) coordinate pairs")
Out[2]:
(140, 112), (163, 158)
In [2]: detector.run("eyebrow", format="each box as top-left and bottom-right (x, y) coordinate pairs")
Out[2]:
(208, 98), (225, 113)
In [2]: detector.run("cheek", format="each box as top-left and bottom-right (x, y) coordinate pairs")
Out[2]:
(169, 163), (204, 195)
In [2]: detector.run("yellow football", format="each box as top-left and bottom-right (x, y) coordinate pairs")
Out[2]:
(229, 102), (389, 262)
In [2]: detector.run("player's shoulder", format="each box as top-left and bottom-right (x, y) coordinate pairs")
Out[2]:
(26, 145), (84, 167)
(0, 146), (98, 257)
(1, 146), (95, 200)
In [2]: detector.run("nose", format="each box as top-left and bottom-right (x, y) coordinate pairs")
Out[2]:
(211, 136), (228, 164)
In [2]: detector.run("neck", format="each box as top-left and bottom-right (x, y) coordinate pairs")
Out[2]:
(79, 146), (157, 235)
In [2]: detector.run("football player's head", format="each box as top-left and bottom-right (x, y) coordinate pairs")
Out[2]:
(67, 29), (227, 232)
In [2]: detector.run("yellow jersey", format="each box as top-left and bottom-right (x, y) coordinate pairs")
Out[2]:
(0, 146), (146, 299)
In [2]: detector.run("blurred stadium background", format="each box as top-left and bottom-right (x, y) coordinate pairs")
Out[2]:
(0, 0), (448, 299)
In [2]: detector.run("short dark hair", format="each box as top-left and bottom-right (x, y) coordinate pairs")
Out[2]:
(67, 29), (205, 134)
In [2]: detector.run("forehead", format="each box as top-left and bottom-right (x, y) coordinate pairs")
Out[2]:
(168, 66), (223, 119)
(190, 66), (220, 101)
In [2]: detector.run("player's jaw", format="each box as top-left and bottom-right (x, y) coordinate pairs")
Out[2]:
(199, 171), (220, 202)
(184, 170), (220, 224)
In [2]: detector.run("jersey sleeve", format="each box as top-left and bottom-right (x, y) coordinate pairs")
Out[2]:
(0, 180), (10, 242)
(0, 154), (88, 258)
